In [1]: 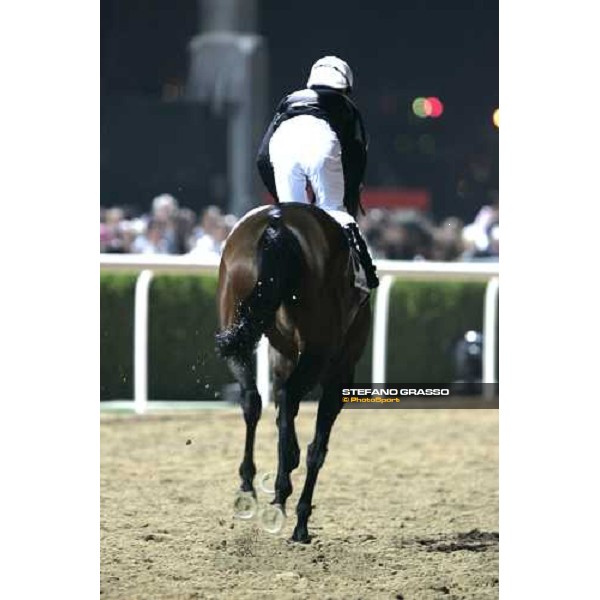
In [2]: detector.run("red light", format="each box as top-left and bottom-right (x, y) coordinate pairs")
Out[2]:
(426, 97), (444, 118)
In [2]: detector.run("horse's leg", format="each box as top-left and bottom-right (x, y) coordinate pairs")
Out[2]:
(226, 355), (262, 496)
(291, 367), (350, 543)
(269, 346), (296, 411)
(273, 350), (327, 510)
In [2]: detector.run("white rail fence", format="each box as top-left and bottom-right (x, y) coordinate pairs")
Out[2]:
(100, 254), (499, 413)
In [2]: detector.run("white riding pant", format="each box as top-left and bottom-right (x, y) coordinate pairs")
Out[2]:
(269, 115), (356, 228)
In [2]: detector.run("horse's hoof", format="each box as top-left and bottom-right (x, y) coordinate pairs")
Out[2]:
(233, 490), (257, 520)
(258, 504), (286, 534)
(291, 527), (311, 544)
(258, 472), (276, 495)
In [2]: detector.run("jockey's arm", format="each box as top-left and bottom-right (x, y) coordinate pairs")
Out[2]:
(342, 108), (368, 217)
(256, 98), (288, 202)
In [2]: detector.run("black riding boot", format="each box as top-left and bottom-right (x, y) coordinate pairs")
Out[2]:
(344, 223), (379, 289)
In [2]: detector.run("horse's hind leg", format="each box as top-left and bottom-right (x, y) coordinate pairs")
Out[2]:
(269, 346), (296, 409)
(291, 368), (348, 543)
(226, 355), (262, 496)
(273, 350), (327, 510)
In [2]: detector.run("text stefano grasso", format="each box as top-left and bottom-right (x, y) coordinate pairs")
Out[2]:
(341, 388), (450, 396)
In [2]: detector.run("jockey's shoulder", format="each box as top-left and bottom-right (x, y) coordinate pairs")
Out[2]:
(279, 87), (359, 116)
(280, 88), (319, 107)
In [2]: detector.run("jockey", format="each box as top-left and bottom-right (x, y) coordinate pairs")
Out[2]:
(256, 55), (379, 289)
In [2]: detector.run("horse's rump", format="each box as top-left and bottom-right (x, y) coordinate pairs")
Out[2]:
(216, 203), (356, 362)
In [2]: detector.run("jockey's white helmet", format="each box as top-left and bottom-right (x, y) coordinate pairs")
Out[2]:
(307, 56), (354, 91)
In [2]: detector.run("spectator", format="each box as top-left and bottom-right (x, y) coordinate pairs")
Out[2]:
(152, 193), (179, 222)
(100, 212), (110, 252)
(190, 205), (223, 256)
(488, 223), (499, 257)
(432, 217), (465, 261)
(119, 220), (144, 253)
(173, 207), (198, 254)
(151, 193), (180, 253)
(131, 219), (170, 254)
(380, 212), (434, 260)
(461, 202), (499, 261)
(193, 205), (222, 239)
(103, 207), (128, 253)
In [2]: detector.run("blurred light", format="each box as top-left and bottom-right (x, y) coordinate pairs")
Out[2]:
(493, 108), (499, 128)
(412, 96), (444, 118)
(412, 97), (428, 118)
(426, 97), (444, 118)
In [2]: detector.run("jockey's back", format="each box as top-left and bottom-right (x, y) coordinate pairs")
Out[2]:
(255, 56), (379, 289)
(257, 85), (367, 219)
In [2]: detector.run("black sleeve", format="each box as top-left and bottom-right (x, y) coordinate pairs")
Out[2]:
(256, 98), (287, 201)
(341, 107), (368, 217)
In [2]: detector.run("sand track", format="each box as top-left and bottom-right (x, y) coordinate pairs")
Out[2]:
(101, 406), (498, 599)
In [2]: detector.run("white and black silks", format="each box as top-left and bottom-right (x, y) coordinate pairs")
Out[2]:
(256, 86), (368, 219)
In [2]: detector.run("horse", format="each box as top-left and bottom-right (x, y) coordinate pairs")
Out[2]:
(215, 202), (371, 543)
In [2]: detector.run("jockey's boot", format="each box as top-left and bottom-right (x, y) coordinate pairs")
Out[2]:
(344, 223), (379, 289)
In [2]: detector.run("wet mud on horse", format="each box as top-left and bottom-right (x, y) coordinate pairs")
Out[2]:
(215, 203), (371, 542)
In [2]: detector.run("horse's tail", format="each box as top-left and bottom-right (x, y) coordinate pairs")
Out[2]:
(215, 206), (304, 360)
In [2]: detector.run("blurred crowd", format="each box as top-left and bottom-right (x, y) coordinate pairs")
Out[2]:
(358, 198), (499, 262)
(101, 193), (498, 262)
(100, 194), (237, 259)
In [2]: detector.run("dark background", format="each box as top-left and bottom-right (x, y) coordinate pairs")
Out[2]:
(101, 0), (498, 221)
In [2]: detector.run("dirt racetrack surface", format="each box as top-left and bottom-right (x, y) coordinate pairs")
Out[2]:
(101, 406), (498, 599)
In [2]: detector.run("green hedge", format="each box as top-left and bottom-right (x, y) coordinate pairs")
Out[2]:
(100, 273), (136, 399)
(100, 274), (487, 400)
(384, 281), (486, 382)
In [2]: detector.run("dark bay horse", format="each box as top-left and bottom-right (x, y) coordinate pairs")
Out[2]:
(215, 202), (371, 542)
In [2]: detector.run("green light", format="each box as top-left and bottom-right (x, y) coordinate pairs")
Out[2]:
(412, 97), (428, 118)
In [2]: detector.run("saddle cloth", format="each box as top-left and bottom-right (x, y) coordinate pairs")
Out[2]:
(349, 248), (370, 294)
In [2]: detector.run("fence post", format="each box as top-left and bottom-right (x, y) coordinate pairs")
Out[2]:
(134, 270), (154, 414)
(483, 276), (499, 398)
(372, 275), (394, 384)
(256, 335), (270, 407)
